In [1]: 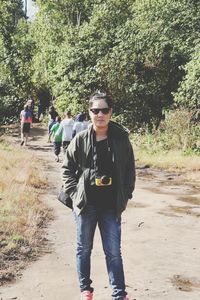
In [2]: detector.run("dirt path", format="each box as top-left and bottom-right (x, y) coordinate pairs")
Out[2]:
(1, 126), (200, 300)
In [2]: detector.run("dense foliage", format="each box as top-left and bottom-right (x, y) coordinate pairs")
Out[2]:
(174, 43), (200, 110)
(0, 0), (199, 129)
(0, 0), (35, 122)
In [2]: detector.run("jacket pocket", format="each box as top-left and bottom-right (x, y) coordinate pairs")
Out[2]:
(118, 185), (129, 211)
(74, 183), (85, 208)
(71, 169), (89, 209)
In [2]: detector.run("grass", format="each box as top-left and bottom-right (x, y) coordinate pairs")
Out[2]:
(130, 109), (200, 175)
(133, 147), (200, 189)
(132, 145), (200, 186)
(134, 148), (200, 171)
(0, 140), (52, 285)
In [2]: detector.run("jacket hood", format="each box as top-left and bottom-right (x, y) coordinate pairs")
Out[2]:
(80, 120), (129, 144)
(108, 121), (130, 138)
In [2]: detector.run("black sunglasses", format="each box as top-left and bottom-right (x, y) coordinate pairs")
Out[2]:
(90, 108), (110, 115)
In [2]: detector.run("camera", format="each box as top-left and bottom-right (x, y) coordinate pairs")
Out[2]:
(95, 175), (112, 186)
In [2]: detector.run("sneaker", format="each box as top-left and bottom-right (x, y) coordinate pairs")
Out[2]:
(80, 290), (93, 300)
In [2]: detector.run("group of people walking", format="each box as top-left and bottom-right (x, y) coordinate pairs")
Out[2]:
(19, 92), (136, 300)
(48, 107), (89, 162)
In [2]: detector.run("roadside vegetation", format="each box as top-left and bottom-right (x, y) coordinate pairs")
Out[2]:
(131, 110), (200, 184)
(0, 1), (199, 128)
(0, 139), (52, 285)
(0, 0), (199, 174)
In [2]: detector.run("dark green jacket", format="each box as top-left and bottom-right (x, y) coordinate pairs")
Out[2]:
(62, 121), (136, 216)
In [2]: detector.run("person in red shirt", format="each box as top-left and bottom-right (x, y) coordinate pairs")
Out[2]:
(20, 104), (32, 146)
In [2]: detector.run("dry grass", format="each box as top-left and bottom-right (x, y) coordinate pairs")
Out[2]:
(134, 148), (200, 186)
(169, 205), (200, 217)
(171, 275), (200, 292)
(0, 141), (52, 285)
(178, 195), (200, 206)
(135, 149), (200, 172)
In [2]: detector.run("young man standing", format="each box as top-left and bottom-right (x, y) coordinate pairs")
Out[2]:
(62, 93), (135, 300)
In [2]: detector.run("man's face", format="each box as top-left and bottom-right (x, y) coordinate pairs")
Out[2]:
(89, 99), (112, 130)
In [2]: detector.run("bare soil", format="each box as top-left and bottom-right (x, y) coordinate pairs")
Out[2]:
(0, 125), (200, 300)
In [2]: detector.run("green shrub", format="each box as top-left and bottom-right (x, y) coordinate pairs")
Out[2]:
(132, 109), (199, 155)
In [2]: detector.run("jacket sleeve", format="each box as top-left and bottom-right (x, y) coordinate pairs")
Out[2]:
(61, 137), (79, 197)
(125, 139), (136, 199)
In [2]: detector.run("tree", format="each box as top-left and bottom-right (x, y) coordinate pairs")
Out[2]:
(1, 0), (199, 126)
(174, 43), (200, 110)
(98, 0), (200, 128)
(0, 0), (35, 123)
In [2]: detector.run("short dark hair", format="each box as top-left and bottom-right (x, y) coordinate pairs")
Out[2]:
(65, 110), (71, 117)
(89, 92), (113, 108)
(56, 116), (61, 122)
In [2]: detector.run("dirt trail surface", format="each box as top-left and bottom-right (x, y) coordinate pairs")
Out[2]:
(1, 125), (200, 300)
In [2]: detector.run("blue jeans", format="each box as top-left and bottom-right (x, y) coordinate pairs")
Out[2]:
(73, 205), (127, 299)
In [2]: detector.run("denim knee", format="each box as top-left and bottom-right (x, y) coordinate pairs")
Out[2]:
(77, 245), (92, 257)
(104, 244), (121, 259)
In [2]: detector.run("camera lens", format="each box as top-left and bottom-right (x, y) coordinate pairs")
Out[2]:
(101, 175), (110, 184)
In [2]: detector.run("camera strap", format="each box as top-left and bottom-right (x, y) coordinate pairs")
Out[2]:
(92, 132), (114, 176)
